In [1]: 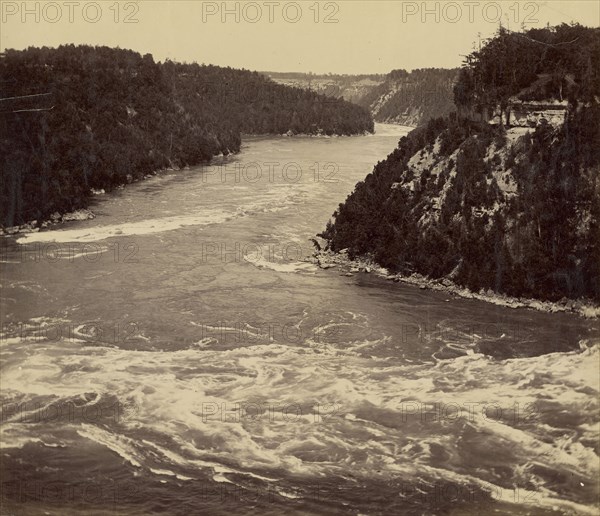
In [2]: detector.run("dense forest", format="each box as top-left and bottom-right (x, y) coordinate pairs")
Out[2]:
(454, 24), (600, 115)
(0, 45), (373, 227)
(320, 24), (600, 302)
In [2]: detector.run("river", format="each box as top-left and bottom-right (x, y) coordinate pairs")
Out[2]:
(1, 124), (598, 515)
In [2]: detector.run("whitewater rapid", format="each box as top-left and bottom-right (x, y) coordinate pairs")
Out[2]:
(2, 125), (598, 515)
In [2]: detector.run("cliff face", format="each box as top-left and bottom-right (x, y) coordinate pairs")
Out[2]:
(319, 25), (600, 304)
(263, 72), (386, 105)
(320, 106), (600, 303)
(264, 69), (458, 127)
(356, 69), (458, 126)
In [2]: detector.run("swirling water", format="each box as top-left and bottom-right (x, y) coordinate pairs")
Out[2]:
(1, 125), (598, 515)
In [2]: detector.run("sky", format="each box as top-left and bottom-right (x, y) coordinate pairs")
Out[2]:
(1, 1), (599, 74)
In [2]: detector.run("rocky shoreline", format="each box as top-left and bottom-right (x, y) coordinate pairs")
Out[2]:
(0, 208), (96, 236)
(311, 249), (600, 319)
(0, 164), (193, 238)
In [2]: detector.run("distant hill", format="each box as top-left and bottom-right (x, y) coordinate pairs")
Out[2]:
(0, 45), (373, 227)
(264, 68), (458, 126)
(319, 24), (600, 304)
(263, 72), (386, 105)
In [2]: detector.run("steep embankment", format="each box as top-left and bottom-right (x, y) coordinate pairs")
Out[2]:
(263, 72), (386, 105)
(265, 69), (457, 127)
(355, 69), (458, 126)
(319, 25), (600, 306)
(0, 46), (373, 228)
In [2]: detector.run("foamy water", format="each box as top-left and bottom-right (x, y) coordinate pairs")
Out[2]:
(1, 125), (599, 515)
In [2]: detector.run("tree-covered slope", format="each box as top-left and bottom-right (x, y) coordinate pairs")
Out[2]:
(0, 45), (373, 227)
(265, 68), (458, 127)
(454, 25), (600, 114)
(355, 68), (458, 126)
(262, 72), (386, 105)
(320, 25), (600, 303)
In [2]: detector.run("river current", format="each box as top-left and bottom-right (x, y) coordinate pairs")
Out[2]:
(1, 124), (598, 515)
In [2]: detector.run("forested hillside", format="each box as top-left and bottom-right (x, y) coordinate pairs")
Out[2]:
(0, 45), (373, 227)
(454, 24), (600, 114)
(265, 68), (458, 126)
(320, 24), (600, 303)
(264, 72), (386, 104)
(355, 68), (458, 126)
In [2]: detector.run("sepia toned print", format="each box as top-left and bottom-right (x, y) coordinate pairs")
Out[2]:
(1, 2), (599, 515)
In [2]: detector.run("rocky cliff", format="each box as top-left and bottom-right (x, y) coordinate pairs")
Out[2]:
(264, 69), (458, 127)
(319, 25), (600, 305)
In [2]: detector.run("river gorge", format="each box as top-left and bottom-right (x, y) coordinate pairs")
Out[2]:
(1, 124), (598, 515)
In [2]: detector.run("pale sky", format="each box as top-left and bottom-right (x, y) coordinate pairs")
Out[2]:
(1, 1), (599, 73)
